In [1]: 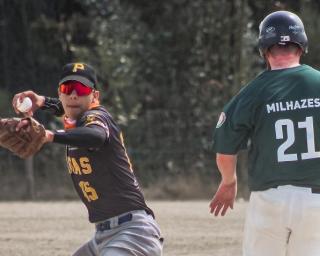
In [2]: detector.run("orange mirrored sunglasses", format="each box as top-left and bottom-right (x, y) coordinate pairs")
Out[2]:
(59, 81), (93, 96)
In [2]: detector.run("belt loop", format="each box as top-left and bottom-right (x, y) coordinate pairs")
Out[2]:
(110, 217), (118, 229)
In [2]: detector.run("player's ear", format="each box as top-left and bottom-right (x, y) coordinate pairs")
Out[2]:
(93, 90), (100, 102)
(296, 47), (303, 57)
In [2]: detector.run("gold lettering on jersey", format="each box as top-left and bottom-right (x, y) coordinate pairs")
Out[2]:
(67, 157), (73, 174)
(266, 98), (320, 114)
(67, 156), (93, 175)
(72, 63), (85, 72)
(79, 181), (98, 202)
(80, 157), (92, 174)
(71, 158), (81, 175)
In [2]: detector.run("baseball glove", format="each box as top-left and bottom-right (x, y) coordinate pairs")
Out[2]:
(0, 117), (46, 159)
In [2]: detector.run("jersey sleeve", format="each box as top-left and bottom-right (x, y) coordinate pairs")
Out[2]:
(79, 110), (110, 139)
(53, 126), (107, 148)
(53, 109), (110, 148)
(213, 91), (255, 154)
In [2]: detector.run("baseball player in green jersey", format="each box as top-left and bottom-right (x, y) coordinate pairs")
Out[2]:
(210, 11), (320, 256)
(12, 63), (163, 256)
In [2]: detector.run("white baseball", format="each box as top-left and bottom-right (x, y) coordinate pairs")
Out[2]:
(17, 97), (32, 113)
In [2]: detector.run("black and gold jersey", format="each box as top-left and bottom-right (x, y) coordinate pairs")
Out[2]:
(42, 99), (153, 222)
(67, 106), (153, 222)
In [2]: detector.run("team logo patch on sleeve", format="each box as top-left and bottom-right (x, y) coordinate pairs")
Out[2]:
(85, 114), (109, 137)
(216, 112), (226, 128)
(85, 115), (98, 124)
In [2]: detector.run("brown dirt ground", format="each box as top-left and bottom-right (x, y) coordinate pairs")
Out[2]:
(0, 200), (247, 256)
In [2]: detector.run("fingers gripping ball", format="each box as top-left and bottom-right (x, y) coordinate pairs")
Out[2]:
(17, 97), (32, 113)
(0, 117), (46, 159)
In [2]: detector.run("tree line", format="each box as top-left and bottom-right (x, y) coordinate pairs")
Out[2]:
(1, 0), (320, 199)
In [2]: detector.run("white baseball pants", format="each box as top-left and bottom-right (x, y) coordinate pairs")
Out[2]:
(73, 210), (163, 256)
(243, 185), (320, 256)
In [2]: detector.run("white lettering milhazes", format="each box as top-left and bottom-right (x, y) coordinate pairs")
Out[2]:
(266, 98), (320, 113)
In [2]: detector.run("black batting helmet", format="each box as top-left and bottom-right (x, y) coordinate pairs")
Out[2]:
(258, 11), (308, 55)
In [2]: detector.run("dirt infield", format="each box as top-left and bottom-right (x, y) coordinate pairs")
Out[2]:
(0, 200), (247, 256)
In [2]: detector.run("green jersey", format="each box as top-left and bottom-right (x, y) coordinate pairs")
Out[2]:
(214, 64), (320, 191)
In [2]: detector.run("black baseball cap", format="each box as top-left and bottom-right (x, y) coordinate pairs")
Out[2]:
(59, 63), (98, 89)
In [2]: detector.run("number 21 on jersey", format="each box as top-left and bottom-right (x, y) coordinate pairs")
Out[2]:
(275, 116), (320, 162)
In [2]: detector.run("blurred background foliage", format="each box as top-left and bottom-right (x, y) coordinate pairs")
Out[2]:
(0, 0), (320, 200)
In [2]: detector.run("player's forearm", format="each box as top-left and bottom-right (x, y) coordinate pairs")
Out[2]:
(40, 97), (65, 116)
(216, 153), (237, 184)
(53, 125), (107, 148)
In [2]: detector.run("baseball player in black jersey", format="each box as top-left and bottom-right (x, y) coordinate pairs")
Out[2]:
(13, 63), (163, 256)
(210, 11), (320, 256)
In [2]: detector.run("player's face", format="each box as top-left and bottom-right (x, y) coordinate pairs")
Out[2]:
(58, 82), (99, 120)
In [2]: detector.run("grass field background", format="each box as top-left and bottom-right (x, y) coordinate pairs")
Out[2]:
(0, 200), (247, 256)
